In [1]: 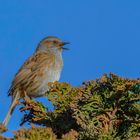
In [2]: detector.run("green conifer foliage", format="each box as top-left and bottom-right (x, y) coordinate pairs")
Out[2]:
(0, 74), (140, 140)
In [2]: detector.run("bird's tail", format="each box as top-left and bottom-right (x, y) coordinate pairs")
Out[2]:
(3, 92), (20, 126)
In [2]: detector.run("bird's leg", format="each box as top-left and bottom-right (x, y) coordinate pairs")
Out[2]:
(23, 91), (31, 102)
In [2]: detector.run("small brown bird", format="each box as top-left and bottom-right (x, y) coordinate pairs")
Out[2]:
(3, 36), (69, 126)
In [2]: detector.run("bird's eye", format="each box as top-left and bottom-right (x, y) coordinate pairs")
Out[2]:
(53, 41), (57, 44)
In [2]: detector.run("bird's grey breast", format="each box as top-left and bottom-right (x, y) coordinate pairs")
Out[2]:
(37, 51), (63, 96)
(48, 52), (63, 81)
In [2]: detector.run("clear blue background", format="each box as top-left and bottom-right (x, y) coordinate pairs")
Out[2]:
(0, 0), (140, 137)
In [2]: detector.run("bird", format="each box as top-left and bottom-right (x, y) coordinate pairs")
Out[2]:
(3, 36), (69, 126)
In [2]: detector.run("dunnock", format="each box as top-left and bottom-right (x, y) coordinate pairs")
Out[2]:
(3, 36), (69, 126)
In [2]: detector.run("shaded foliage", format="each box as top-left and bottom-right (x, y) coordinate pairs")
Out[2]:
(0, 73), (140, 140)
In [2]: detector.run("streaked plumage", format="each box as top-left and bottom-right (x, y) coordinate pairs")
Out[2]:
(3, 36), (68, 126)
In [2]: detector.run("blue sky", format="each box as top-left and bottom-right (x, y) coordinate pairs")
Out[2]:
(0, 0), (140, 137)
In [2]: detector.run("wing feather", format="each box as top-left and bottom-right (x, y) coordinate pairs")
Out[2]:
(9, 51), (55, 96)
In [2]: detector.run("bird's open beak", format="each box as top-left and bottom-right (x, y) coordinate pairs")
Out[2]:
(61, 42), (70, 50)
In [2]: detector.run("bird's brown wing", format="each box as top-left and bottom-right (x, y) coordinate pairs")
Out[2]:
(9, 51), (55, 97)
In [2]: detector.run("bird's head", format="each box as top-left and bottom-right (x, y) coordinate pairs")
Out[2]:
(36, 36), (69, 52)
